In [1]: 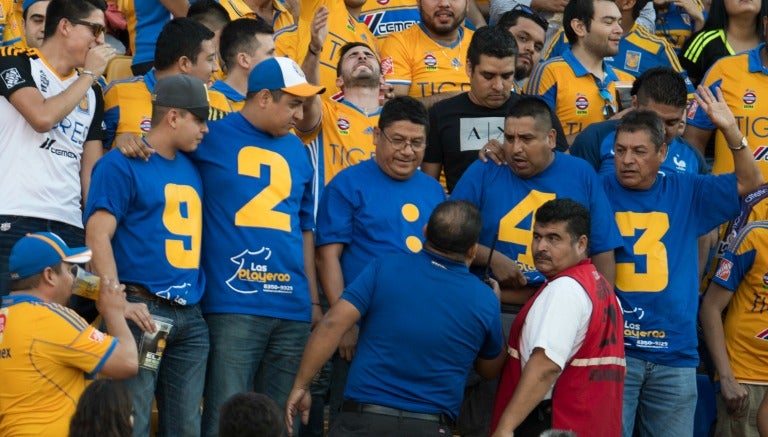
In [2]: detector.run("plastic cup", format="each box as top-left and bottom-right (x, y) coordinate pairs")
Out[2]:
(71, 265), (101, 300)
(138, 315), (173, 371)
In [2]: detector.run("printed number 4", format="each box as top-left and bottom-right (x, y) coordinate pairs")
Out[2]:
(498, 190), (556, 268)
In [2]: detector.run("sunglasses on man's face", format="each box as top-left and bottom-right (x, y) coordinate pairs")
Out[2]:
(70, 18), (106, 38)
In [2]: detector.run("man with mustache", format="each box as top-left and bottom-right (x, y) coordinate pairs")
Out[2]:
(380, 0), (473, 108)
(491, 198), (625, 436)
(451, 96), (621, 307)
(423, 25), (568, 195)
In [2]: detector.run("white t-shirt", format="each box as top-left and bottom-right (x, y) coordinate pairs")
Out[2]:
(0, 48), (105, 227)
(519, 276), (593, 399)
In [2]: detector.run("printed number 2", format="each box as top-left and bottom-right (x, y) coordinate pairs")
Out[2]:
(615, 211), (670, 292)
(498, 190), (556, 267)
(235, 147), (292, 232)
(163, 184), (202, 268)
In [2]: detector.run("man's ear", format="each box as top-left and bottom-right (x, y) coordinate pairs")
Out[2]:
(570, 19), (588, 39)
(577, 234), (589, 256)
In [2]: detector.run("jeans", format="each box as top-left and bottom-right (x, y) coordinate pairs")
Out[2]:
(0, 215), (96, 320)
(124, 295), (209, 437)
(623, 355), (697, 437)
(202, 313), (310, 437)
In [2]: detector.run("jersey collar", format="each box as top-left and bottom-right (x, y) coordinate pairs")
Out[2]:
(562, 49), (620, 83)
(210, 80), (246, 102)
(144, 69), (158, 93)
(417, 23), (466, 49)
(748, 43), (768, 74)
(422, 249), (469, 273)
(1, 294), (43, 307)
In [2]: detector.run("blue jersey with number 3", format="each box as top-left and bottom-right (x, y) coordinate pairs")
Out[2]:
(603, 172), (739, 366)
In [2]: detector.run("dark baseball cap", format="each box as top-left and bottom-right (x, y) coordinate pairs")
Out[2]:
(152, 74), (210, 121)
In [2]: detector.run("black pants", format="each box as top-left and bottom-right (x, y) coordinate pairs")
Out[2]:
(329, 407), (452, 436)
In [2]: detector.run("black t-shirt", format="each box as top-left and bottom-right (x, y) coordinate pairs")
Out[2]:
(679, 29), (732, 87)
(424, 92), (568, 193)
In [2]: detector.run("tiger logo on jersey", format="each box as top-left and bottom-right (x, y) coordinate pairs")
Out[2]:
(76, 95), (90, 114)
(624, 51), (641, 73)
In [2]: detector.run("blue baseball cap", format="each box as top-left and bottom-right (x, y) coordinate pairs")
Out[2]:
(22, 0), (45, 12)
(247, 57), (325, 97)
(9, 232), (92, 280)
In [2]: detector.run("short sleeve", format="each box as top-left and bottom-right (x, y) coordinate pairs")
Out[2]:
(315, 175), (356, 246)
(0, 49), (35, 98)
(379, 32), (412, 88)
(522, 277), (592, 368)
(83, 151), (135, 223)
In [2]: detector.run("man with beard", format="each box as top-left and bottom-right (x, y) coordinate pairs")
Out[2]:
(451, 96), (621, 306)
(490, 199), (625, 437)
(298, 42), (384, 199)
(495, 6), (549, 92)
(293, 0), (377, 99)
(423, 25), (568, 194)
(380, 0), (473, 108)
(524, 0), (634, 143)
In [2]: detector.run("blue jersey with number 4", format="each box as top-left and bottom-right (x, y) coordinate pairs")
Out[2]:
(451, 153), (622, 285)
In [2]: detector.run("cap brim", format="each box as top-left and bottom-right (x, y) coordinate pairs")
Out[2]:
(189, 107), (210, 121)
(62, 248), (92, 264)
(282, 83), (326, 97)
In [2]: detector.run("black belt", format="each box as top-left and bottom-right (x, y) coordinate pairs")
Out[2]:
(341, 401), (453, 426)
(124, 283), (182, 307)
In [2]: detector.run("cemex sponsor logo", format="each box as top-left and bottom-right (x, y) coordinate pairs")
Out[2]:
(39, 138), (78, 160)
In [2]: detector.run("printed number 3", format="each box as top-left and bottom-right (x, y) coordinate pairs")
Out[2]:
(235, 147), (292, 232)
(615, 211), (670, 292)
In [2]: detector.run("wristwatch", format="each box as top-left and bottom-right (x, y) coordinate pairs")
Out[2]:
(729, 136), (748, 151)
